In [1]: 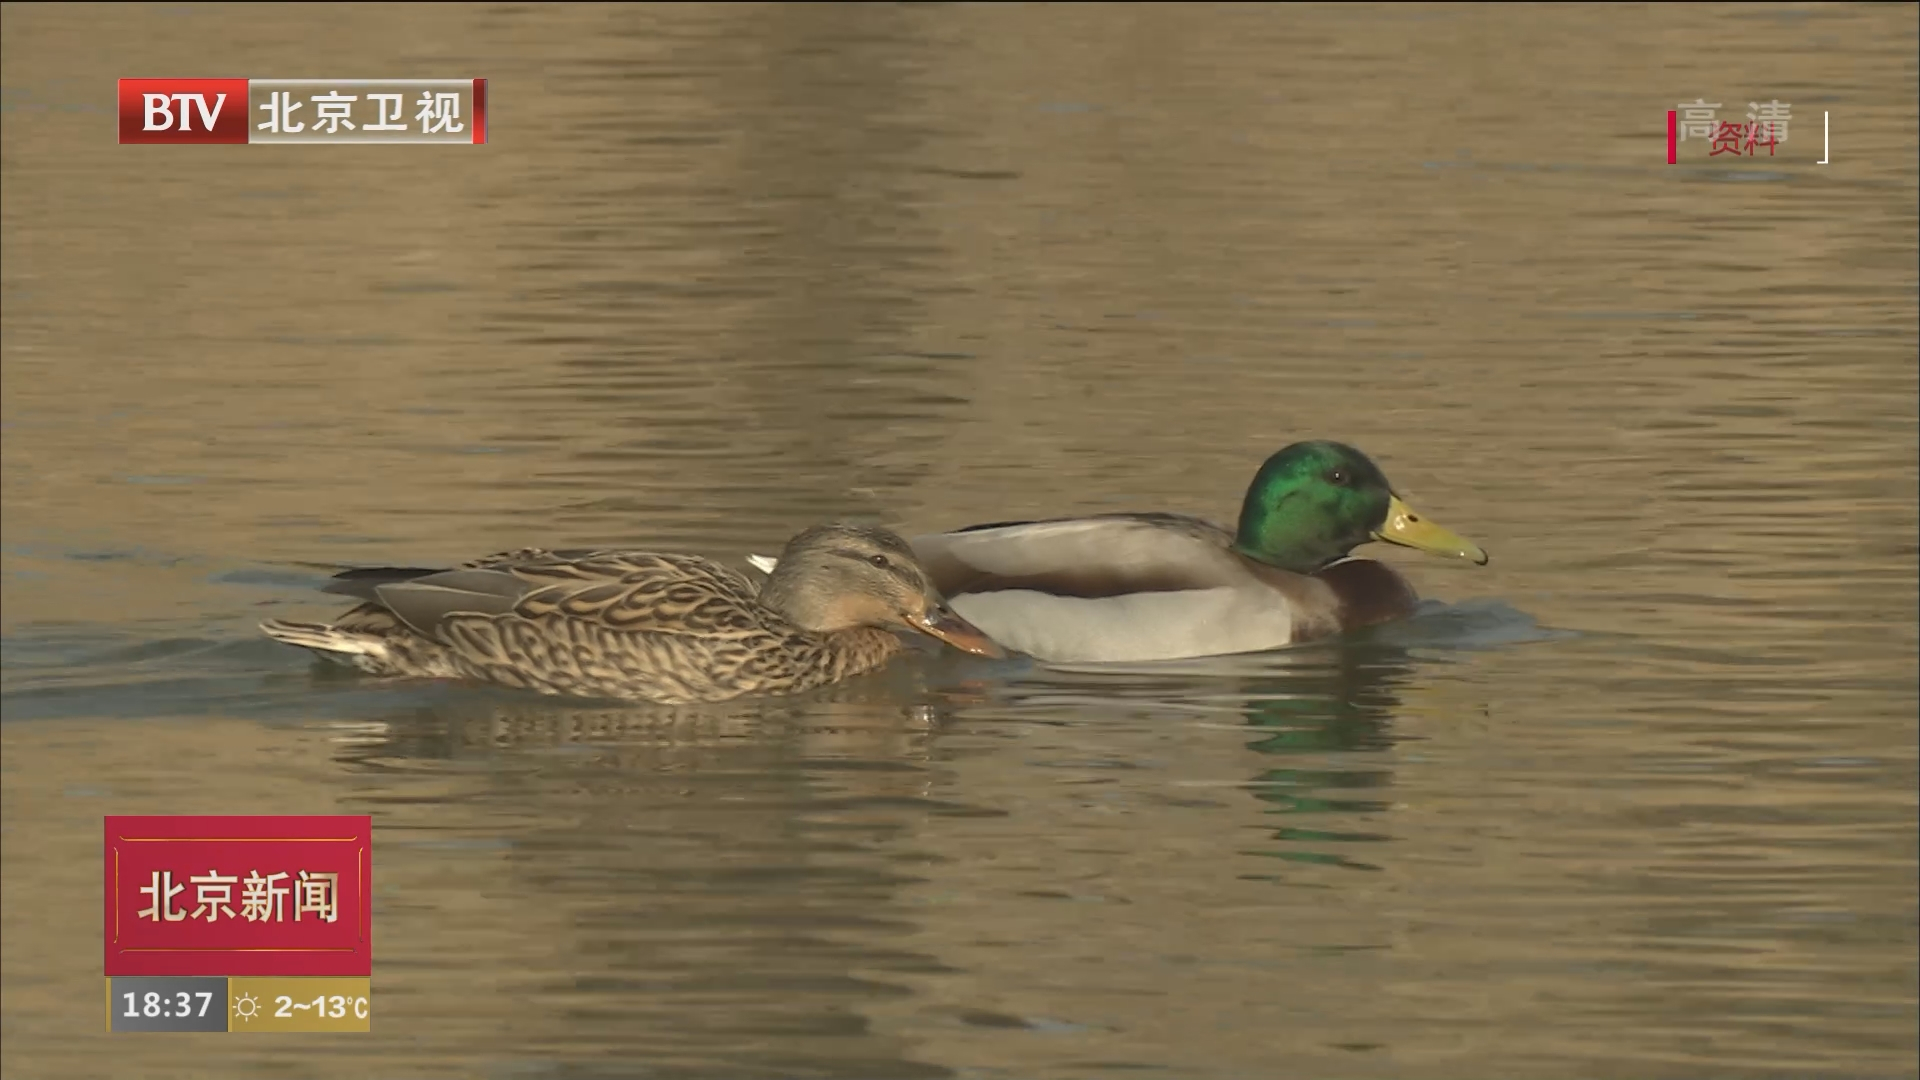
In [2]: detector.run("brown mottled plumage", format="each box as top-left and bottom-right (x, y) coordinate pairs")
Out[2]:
(259, 524), (1003, 704)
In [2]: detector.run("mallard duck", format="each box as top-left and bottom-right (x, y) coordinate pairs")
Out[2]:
(746, 442), (1488, 663)
(260, 523), (1004, 704)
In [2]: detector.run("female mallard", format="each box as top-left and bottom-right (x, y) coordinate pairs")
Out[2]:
(747, 442), (1488, 664)
(260, 523), (1004, 704)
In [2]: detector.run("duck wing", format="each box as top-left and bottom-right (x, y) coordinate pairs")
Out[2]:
(361, 550), (772, 643)
(911, 513), (1248, 598)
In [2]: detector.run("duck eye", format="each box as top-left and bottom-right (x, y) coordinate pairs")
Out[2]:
(1326, 468), (1349, 486)
(868, 554), (892, 570)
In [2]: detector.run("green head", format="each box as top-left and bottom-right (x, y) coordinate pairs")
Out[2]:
(1232, 441), (1488, 572)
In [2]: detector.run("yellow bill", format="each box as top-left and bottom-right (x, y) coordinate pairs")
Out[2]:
(1373, 495), (1489, 565)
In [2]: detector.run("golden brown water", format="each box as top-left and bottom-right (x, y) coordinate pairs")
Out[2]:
(4, 3), (1917, 1077)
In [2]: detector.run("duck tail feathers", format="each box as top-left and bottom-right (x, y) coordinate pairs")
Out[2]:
(259, 618), (393, 667)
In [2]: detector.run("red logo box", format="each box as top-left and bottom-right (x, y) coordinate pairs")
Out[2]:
(104, 816), (372, 976)
(117, 79), (250, 144)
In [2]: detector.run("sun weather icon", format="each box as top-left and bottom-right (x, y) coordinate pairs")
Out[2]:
(233, 992), (260, 1023)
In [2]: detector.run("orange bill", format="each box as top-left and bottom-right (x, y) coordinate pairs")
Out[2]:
(907, 604), (1007, 659)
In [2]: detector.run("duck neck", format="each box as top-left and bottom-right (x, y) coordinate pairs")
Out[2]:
(757, 570), (829, 629)
(1233, 494), (1358, 572)
(1230, 525), (1343, 574)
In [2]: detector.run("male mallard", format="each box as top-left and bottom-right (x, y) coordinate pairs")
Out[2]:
(260, 523), (1003, 704)
(746, 442), (1487, 663)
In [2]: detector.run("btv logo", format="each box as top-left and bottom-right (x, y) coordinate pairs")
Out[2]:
(118, 79), (249, 143)
(145, 92), (226, 131)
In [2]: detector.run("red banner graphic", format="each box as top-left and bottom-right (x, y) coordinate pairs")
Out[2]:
(104, 816), (372, 977)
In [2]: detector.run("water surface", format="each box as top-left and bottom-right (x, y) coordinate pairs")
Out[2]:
(3, 4), (1916, 1078)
